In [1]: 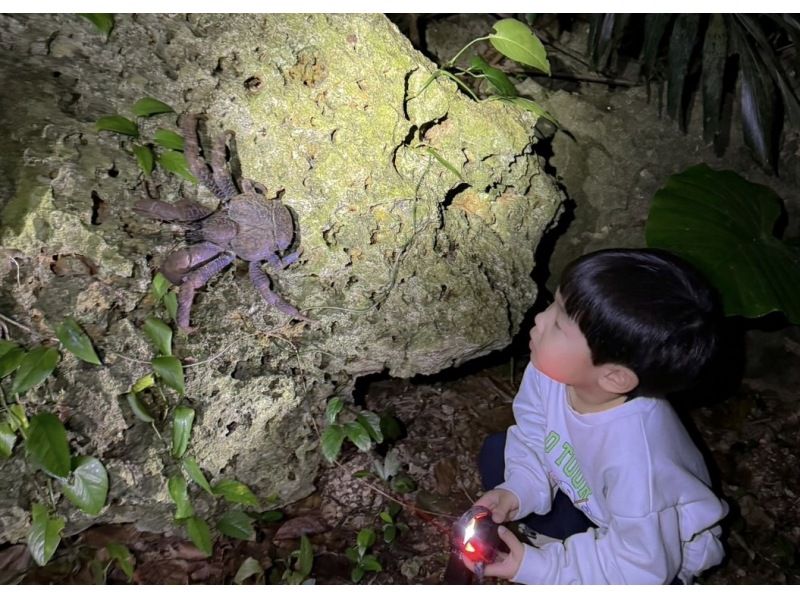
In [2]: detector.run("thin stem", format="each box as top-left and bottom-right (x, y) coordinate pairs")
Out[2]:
(447, 36), (490, 68)
(102, 350), (151, 366)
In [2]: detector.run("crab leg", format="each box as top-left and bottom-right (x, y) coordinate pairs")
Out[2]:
(265, 250), (302, 270)
(181, 114), (229, 200)
(211, 130), (239, 199)
(134, 198), (212, 222)
(161, 241), (223, 285)
(249, 261), (310, 322)
(176, 251), (236, 330)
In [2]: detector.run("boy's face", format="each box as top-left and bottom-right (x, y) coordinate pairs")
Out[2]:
(528, 290), (596, 387)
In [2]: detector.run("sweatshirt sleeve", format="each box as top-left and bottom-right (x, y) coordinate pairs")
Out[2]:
(511, 507), (685, 584)
(494, 365), (553, 518)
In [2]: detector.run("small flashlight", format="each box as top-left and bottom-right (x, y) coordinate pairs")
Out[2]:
(443, 506), (503, 583)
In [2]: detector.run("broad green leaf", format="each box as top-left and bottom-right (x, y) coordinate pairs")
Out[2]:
(379, 511), (393, 524)
(8, 404), (29, 432)
(28, 503), (65, 566)
(234, 556), (263, 584)
(383, 524), (397, 544)
(25, 413), (70, 479)
(355, 410), (383, 444)
(345, 546), (359, 563)
(163, 292), (178, 322)
(351, 565), (365, 583)
(469, 55), (517, 97)
(106, 543), (135, 581)
(489, 18), (550, 74)
(297, 535), (313, 577)
(11, 346), (60, 396)
(151, 272), (170, 302)
(96, 115), (139, 137)
(379, 413), (404, 442)
(133, 144), (154, 176)
(0, 339), (16, 357)
(79, 14), (113, 37)
(157, 150), (197, 183)
(344, 421), (372, 452)
(645, 164), (800, 323)
(126, 393), (154, 423)
(356, 528), (376, 552)
(131, 373), (155, 394)
(0, 422), (17, 458)
(153, 129), (185, 151)
(360, 554), (382, 572)
(0, 346), (24, 378)
(143, 316), (173, 356)
(132, 97), (174, 118)
(153, 355), (184, 395)
(425, 147), (463, 181)
(183, 516), (213, 556)
(258, 510), (283, 523)
(390, 473), (417, 494)
(183, 457), (213, 494)
(324, 397), (344, 424)
(501, 97), (559, 127)
(212, 479), (260, 508)
(168, 474), (194, 519)
(61, 456), (108, 515)
(56, 317), (101, 365)
(320, 424), (345, 463)
(217, 510), (255, 541)
(171, 406), (195, 458)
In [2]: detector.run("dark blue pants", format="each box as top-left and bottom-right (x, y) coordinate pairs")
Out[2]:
(478, 432), (596, 540)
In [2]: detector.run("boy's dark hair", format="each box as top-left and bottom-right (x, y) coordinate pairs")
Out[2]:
(559, 248), (721, 397)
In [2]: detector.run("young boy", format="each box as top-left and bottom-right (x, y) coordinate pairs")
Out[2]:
(470, 248), (728, 584)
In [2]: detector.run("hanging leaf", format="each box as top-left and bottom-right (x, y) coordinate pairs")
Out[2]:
(645, 164), (800, 323)
(79, 14), (113, 37)
(425, 147), (463, 181)
(168, 474), (194, 519)
(501, 97), (559, 127)
(217, 510), (255, 541)
(56, 317), (101, 365)
(126, 393), (155, 423)
(489, 18), (550, 74)
(640, 14), (674, 79)
(143, 316), (173, 357)
(0, 422), (17, 458)
(0, 346), (25, 379)
(0, 339), (16, 357)
(27, 504), (65, 566)
(106, 543), (135, 581)
(10, 346), (60, 396)
(151, 272), (170, 302)
(25, 413), (71, 479)
(344, 421), (372, 452)
(357, 528), (376, 554)
(96, 116), (139, 137)
(8, 404), (29, 432)
(736, 27), (777, 169)
(132, 97), (174, 118)
(163, 291), (179, 323)
(234, 556), (263, 584)
(355, 410), (383, 444)
(666, 14), (700, 128)
(701, 14), (728, 143)
(212, 479), (260, 508)
(61, 456), (108, 516)
(153, 129), (185, 151)
(297, 535), (313, 577)
(157, 150), (198, 183)
(468, 56), (517, 97)
(324, 397), (344, 425)
(131, 373), (155, 394)
(183, 457), (214, 494)
(171, 406), (195, 458)
(132, 144), (154, 176)
(321, 424), (345, 463)
(152, 355), (184, 395)
(183, 516), (213, 557)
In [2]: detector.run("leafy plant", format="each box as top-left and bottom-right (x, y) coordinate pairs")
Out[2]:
(321, 397), (384, 462)
(345, 528), (382, 583)
(379, 502), (408, 544)
(281, 534), (315, 585)
(79, 14), (114, 38)
(645, 163), (800, 324)
(586, 14), (800, 170)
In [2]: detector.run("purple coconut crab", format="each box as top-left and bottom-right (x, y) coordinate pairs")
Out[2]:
(135, 113), (310, 331)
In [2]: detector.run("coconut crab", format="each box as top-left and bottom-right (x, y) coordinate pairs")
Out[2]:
(135, 113), (310, 330)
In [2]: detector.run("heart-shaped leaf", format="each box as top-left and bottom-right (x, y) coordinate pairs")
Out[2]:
(11, 346), (60, 396)
(56, 317), (101, 365)
(157, 150), (197, 183)
(25, 413), (70, 479)
(106, 543), (135, 581)
(182, 457), (213, 495)
(168, 474), (194, 519)
(143, 316), (172, 356)
(126, 393), (155, 423)
(96, 115), (139, 137)
(79, 14), (113, 37)
(171, 406), (195, 458)
(234, 556), (263, 584)
(344, 421), (372, 452)
(355, 410), (383, 444)
(61, 456), (108, 515)
(28, 504), (65, 566)
(469, 55), (518, 97)
(132, 97), (174, 118)
(183, 516), (213, 557)
(0, 422), (17, 458)
(0, 346), (25, 379)
(153, 129), (185, 151)
(133, 144), (154, 176)
(217, 510), (255, 541)
(153, 355), (184, 395)
(212, 479), (260, 508)
(489, 18), (550, 74)
(645, 164), (800, 323)
(320, 424), (345, 463)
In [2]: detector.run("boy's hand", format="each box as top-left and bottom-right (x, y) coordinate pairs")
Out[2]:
(462, 526), (526, 581)
(474, 488), (520, 523)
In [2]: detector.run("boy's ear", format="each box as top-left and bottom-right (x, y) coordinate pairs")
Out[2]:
(598, 364), (639, 395)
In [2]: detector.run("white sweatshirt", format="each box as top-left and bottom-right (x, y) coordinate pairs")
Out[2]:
(496, 364), (728, 584)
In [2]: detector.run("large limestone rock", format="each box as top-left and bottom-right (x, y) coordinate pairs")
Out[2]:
(0, 14), (562, 543)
